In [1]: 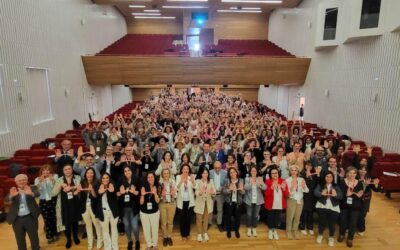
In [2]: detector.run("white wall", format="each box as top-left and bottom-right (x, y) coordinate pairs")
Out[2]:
(262, 0), (400, 152)
(258, 85), (289, 118)
(0, 0), (128, 156)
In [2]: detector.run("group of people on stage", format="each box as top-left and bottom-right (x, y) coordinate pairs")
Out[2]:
(7, 91), (379, 250)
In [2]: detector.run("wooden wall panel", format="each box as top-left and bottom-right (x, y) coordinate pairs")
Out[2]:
(221, 88), (259, 102)
(131, 88), (161, 101)
(127, 19), (183, 34)
(82, 56), (311, 85)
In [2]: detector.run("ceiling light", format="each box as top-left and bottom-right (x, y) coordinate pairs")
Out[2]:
(162, 5), (209, 9)
(221, 0), (282, 3)
(144, 9), (160, 12)
(167, 0), (208, 2)
(229, 7), (261, 10)
(129, 5), (146, 8)
(132, 13), (162, 16)
(217, 9), (262, 13)
(134, 16), (176, 19)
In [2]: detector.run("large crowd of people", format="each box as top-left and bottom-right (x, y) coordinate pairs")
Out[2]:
(7, 91), (380, 250)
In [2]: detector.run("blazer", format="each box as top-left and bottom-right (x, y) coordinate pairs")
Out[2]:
(7, 187), (40, 224)
(209, 169), (228, 193)
(194, 152), (217, 172)
(214, 149), (226, 164)
(95, 182), (119, 221)
(194, 180), (216, 214)
(264, 178), (289, 210)
(222, 178), (245, 204)
(243, 177), (267, 206)
(314, 183), (343, 207)
(175, 174), (197, 209)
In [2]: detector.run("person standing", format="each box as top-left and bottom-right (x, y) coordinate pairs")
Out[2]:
(299, 104), (304, 123)
(159, 168), (177, 247)
(209, 161), (227, 232)
(7, 174), (41, 250)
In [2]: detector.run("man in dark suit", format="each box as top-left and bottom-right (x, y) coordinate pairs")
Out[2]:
(7, 174), (40, 250)
(194, 141), (216, 173)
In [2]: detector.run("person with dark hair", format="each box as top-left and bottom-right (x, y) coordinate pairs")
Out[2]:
(239, 151), (257, 179)
(96, 173), (119, 250)
(52, 164), (81, 249)
(194, 141), (217, 173)
(140, 143), (156, 177)
(244, 166), (266, 237)
(223, 167), (245, 239)
(356, 165), (379, 236)
(338, 167), (364, 247)
(264, 166), (289, 240)
(299, 161), (317, 236)
(175, 164), (197, 240)
(194, 167), (216, 242)
(76, 167), (103, 250)
(101, 145), (121, 183)
(117, 166), (141, 250)
(155, 151), (177, 176)
(314, 171), (343, 247)
(140, 172), (161, 249)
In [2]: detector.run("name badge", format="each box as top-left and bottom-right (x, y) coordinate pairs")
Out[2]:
(96, 147), (100, 152)
(232, 190), (237, 202)
(166, 194), (171, 202)
(86, 197), (91, 207)
(67, 192), (73, 200)
(144, 164), (149, 170)
(124, 194), (130, 202)
(205, 164), (209, 169)
(147, 202), (153, 210)
(45, 192), (51, 201)
(19, 203), (26, 213)
(346, 197), (353, 205)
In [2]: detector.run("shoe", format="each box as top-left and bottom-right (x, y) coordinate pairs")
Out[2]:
(197, 234), (203, 242)
(235, 231), (240, 238)
(347, 239), (353, 247)
(82, 232), (87, 239)
(287, 231), (293, 240)
(273, 230), (279, 240)
(163, 238), (168, 247)
(247, 228), (252, 237)
(74, 237), (80, 245)
(66, 240), (72, 249)
(300, 230), (308, 235)
(217, 224), (224, 232)
(358, 231), (365, 236)
(309, 230), (314, 236)
(338, 235), (345, 242)
(203, 233), (209, 241)
(167, 238), (173, 246)
(268, 230), (273, 240)
(316, 235), (323, 244)
(328, 237), (334, 247)
(227, 231), (231, 239)
(294, 231), (300, 240)
(252, 228), (257, 237)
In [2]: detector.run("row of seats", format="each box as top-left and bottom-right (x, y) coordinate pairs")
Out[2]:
(97, 34), (189, 56)
(203, 39), (294, 57)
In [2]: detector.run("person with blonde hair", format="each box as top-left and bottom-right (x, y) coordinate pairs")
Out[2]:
(34, 164), (58, 243)
(159, 168), (177, 246)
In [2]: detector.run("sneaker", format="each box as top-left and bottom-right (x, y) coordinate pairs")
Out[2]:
(197, 234), (203, 242)
(328, 237), (334, 247)
(273, 230), (279, 240)
(300, 230), (308, 235)
(247, 228), (252, 237)
(309, 230), (314, 236)
(203, 233), (209, 242)
(358, 231), (365, 236)
(252, 228), (257, 237)
(268, 230), (273, 240)
(316, 235), (323, 244)
(287, 231), (293, 240)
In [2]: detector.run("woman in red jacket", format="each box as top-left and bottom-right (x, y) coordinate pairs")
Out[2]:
(264, 165), (289, 240)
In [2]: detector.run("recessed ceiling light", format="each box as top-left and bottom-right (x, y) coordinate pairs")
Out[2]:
(134, 16), (176, 19)
(217, 9), (262, 13)
(129, 5), (146, 8)
(144, 9), (161, 12)
(229, 7), (261, 10)
(221, 0), (282, 3)
(162, 5), (209, 9)
(132, 13), (162, 16)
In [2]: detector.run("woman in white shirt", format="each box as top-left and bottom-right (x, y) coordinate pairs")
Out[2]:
(194, 168), (216, 242)
(155, 151), (177, 176)
(175, 164), (197, 240)
(286, 165), (309, 240)
(272, 146), (289, 179)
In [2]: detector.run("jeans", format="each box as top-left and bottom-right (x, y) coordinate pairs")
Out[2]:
(123, 207), (139, 242)
(246, 204), (261, 228)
